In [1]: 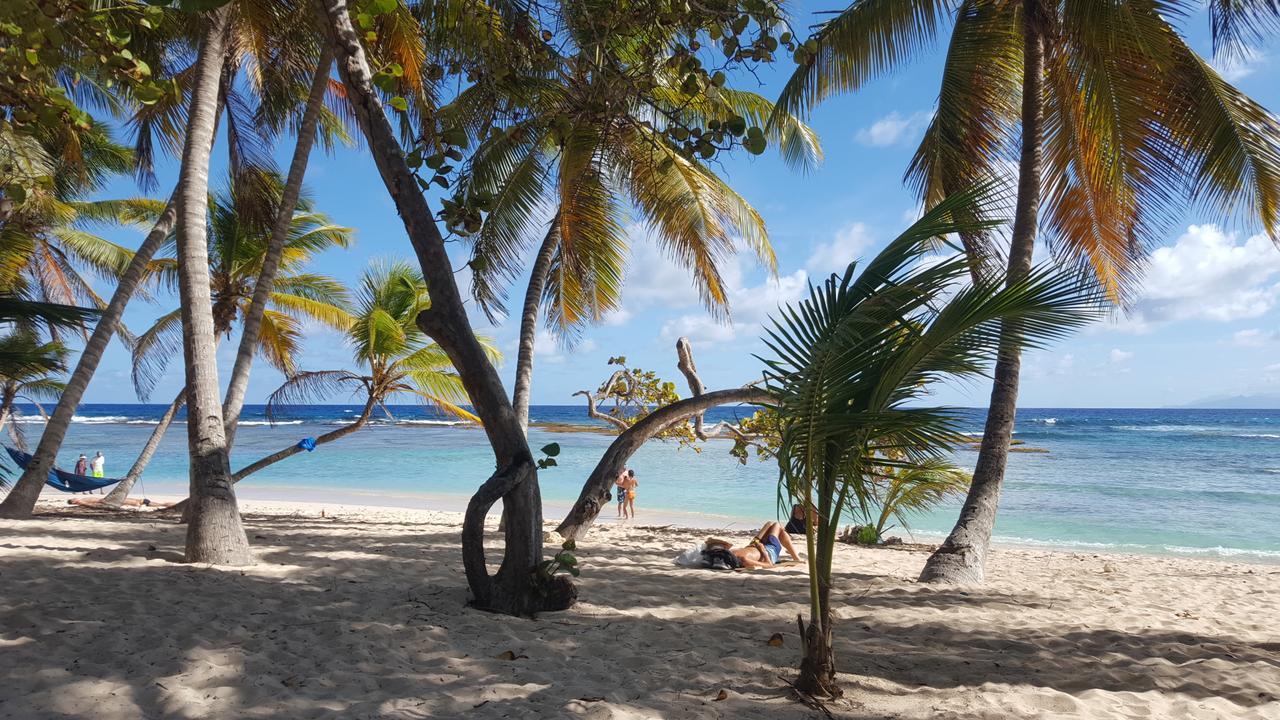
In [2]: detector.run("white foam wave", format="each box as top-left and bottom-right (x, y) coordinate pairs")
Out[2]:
(988, 533), (1280, 561)
(1037, 418), (1057, 425)
(236, 420), (303, 426)
(1236, 433), (1280, 439)
(1163, 545), (1280, 559)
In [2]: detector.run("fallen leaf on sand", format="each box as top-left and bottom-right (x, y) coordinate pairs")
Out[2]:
(767, 633), (784, 647)
(713, 689), (728, 701)
(494, 650), (528, 660)
(576, 697), (606, 702)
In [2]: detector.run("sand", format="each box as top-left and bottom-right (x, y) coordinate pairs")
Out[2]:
(1, 499), (1277, 719)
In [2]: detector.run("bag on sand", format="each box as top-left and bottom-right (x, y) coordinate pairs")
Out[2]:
(673, 545), (706, 568)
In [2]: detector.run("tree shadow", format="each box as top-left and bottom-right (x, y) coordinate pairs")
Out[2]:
(1, 512), (1275, 719)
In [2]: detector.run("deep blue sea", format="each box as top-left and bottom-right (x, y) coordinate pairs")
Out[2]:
(5, 404), (1280, 562)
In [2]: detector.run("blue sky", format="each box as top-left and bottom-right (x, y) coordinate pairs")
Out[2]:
(77, 4), (1280, 408)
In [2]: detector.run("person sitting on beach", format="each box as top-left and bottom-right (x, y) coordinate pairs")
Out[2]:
(784, 504), (815, 536)
(706, 522), (802, 570)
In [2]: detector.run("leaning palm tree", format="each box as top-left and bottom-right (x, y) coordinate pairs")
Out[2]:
(2, 0), (360, 520)
(775, 0), (1280, 584)
(100, 179), (353, 507)
(232, 260), (493, 481)
(762, 189), (1099, 697)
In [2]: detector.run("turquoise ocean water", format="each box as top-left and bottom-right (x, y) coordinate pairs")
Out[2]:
(6, 404), (1279, 562)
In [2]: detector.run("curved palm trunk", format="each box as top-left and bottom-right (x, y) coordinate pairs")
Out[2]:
(101, 389), (186, 507)
(556, 387), (771, 540)
(222, 47), (335, 447)
(322, 0), (547, 615)
(0, 198), (177, 518)
(173, 5), (252, 566)
(919, 5), (1044, 585)
(231, 394), (374, 481)
(512, 217), (560, 433)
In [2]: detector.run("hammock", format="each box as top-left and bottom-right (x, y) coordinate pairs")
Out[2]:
(4, 447), (123, 492)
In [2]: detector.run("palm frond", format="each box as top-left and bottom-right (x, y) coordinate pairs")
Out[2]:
(775, 0), (955, 118)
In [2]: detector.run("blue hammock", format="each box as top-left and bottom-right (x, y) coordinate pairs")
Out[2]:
(4, 447), (123, 492)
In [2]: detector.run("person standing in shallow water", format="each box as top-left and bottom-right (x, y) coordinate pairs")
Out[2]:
(74, 454), (88, 476)
(623, 469), (638, 519)
(90, 451), (104, 478)
(614, 469), (629, 518)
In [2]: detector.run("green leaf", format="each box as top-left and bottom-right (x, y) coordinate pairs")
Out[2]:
(541, 442), (561, 457)
(388, 96), (408, 112)
(369, 0), (396, 14)
(388, 62), (403, 77)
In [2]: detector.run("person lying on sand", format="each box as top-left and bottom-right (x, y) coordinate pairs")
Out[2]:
(705, 522), (802, 570)
(67, 497), (171, 508)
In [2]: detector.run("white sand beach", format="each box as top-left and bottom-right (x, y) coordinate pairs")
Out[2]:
(1, 500), (1278, 719)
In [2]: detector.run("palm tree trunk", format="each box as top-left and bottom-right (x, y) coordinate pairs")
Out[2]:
(173, 5), (252, 566)
(222, 46), (335, 447)
(919, 3), (1044, 585)
(321, 0), (546, 615)
(796, 567), (838, 698)
(101, 389), (186, 507)
(512, 216), (560, 433)
(0, 382), (15, 445)
(555, 387), (771, 540)
(231, 394), (374, 481)
(0, 198), (177, 518)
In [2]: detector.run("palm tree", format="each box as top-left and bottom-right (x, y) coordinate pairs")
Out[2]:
(171, 4), (253, 565)
(762, 190), (1098, 697)
(0, 125), (173, 519)
(233, 260), (492, 481)
(451, 22), (821, 433)
(4, 1), (359, 519)
(775, 0), (1280, 584)
(100, 180), (353, 507)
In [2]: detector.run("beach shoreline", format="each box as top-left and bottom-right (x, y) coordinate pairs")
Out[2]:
(2, 499), (1277, 719)
(70, 486), (1280, 566)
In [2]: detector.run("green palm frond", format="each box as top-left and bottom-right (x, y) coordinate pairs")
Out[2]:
(776, 0), (955, 118)
(1163, 40), (1280, 240)
(266, 369), (366, 421)
(874, 460), (970, 535)
(130, 307), (183, 401)
(542, 132), (627, 335)
(264, 290), (355, 333)
(764, 187), (1100, 592)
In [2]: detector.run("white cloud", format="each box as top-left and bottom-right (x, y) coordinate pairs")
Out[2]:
(1109, 225), (1280, 331)
(1233, 328), (1280, 347)
(1109, 348), (1133, 364)
(855, 110), (931, 147)
(620, 230), (709, 309)
(807, 222), (875, 275)
(660, 268), (809, 345)
(1214, 48), (1266, 83)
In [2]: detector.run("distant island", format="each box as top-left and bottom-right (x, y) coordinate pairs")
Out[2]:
(1181, 393), (1280, 409)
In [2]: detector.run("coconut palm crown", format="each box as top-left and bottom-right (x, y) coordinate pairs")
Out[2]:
(129, 174), (354, 400)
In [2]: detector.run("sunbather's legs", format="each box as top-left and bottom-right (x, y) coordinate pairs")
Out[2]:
(777, 527), (801, 562)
